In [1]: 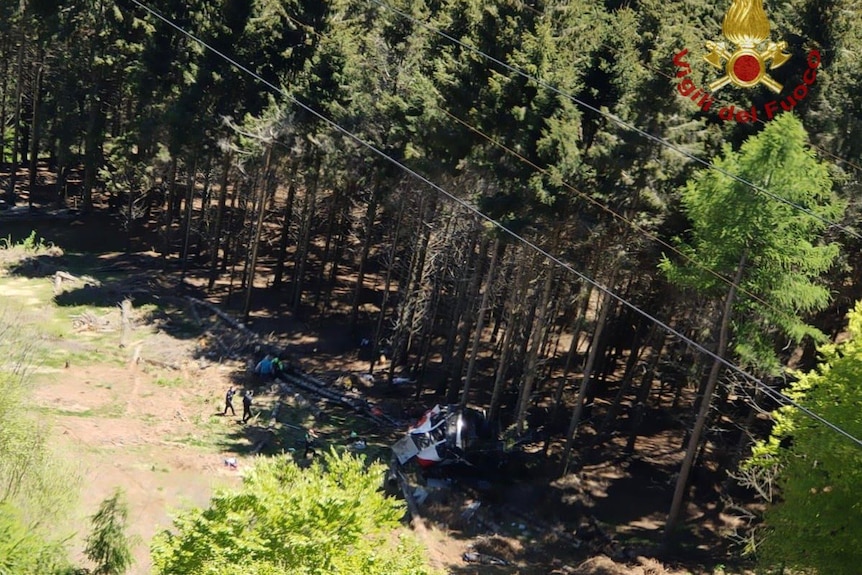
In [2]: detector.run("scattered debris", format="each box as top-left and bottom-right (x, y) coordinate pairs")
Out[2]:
(463, 551), (509, 566)
(460, 501), (481, 522)
(53, 270), (99, 294)
(413, 486), (429, 505)
(138, 356), (180, 370)
(70, 310), (114, 332)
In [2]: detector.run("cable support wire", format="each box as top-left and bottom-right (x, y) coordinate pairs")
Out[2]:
(368, 0), (861, 241)
(279, 9), (841, 371)
(123, 0), (862, 449)
(515, 1), (862, 179)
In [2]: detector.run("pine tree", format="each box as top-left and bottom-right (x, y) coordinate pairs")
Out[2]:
(84, 488), (135, 575)
(660, 112), (844, 540)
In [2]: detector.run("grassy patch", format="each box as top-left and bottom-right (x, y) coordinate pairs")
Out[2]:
(0, 272), (126, 369)
(154, 375), (186, 388)
(168, 432), (223, 450)
(33, 400), (125, 419)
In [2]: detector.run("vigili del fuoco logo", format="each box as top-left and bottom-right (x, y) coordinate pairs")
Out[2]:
(672, 0), (820, 124)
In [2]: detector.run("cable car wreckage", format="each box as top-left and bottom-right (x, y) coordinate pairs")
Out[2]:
(392, 404), (505, 471)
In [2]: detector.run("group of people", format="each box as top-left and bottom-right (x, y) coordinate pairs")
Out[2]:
(253, 354), (294, 379)
(220, 353), (324, 462)
(223, 386), (254, 423)
(220, 354), (292, 423)
(223, 384), (319, 457)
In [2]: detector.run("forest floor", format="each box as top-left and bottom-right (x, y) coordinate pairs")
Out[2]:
(0, 214), (756, 575)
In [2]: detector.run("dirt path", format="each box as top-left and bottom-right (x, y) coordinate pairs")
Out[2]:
(33, 363), (246, 574)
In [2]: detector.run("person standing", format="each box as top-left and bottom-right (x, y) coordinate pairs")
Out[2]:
(304, 428), (318, 458)
(242, 390), (253, 423)
(223, 387), (236, 416)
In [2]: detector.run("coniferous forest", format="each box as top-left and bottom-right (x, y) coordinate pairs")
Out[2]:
(2, 0), (862, 573)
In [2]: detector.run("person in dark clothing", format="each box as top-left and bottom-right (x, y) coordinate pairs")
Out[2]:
(242, 390), (253, 423)
(223, 387), (236, 416)
(304, 428), (318, 458)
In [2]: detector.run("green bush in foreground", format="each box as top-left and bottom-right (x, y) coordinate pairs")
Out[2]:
(748, 300), (862, 574)
(0, 503), (75, 574)
(0, 313), (80, 574)
(151, 450), (438, 575)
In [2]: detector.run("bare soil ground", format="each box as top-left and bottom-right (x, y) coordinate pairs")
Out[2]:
(27, 347), (250, 573)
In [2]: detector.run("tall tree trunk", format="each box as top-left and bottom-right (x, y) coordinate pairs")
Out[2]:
(664, 251), (748, 545)
(6, 1), (25, 206)
(514, 252), (558, 435)
(313, 184), (343, 309)
(180, 156), (198, 281)
(550, 283), (592, 419)
(459, 237), (502, 409)
(0, 33), (9, 165)
(446, 232), (489, 402)
(26, 54), (43, 209)
(161, 157), (178, 257)
(625, 331), (668, 453)
(370, 194), (407, 375)
(226, 179), (250, 306)
(542, 287), (592, 456)
(221, 172), (240, 274)
(488, 252), (528, 424)
(515, 225), (561, 435)
(292, 153), (321, 311)
(81, 55), (105, 215)
(438, 229), (479, 396)
(239, 173), (259, 291)
(561, 285), (615, 474)
(54, 165), (67, 208)
(349, 176), (382, 329)
(598, 320), (654, 440)
(208, 147), (233, 290)
(272, 162), (298, 289)
(414, 268), (443, 383)
(242, 144), (273, 321)
(510, 289), (540, 396)
(393, 195), (437, 384)
(322, 193), (351, 312)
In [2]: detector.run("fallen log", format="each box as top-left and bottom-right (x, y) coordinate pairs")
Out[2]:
(251, 429), (276, 455)
(186, 297), (263, 350)
(389, 458), (425, 532)
(277, 372), (395, 428)
(140, 356), (180, 370)
(268, 401), (282, 429)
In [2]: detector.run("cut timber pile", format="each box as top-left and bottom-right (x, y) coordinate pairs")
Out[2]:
(71, 310), (114, 332)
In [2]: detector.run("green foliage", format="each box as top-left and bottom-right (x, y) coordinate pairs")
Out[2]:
(0, 315), (80, 573)
(0, 230), (49, 252)
(151, 449), (438, 575)
(0, 503), (74, 575)
(84, 488), (136, 575)
(19, 230), (48, 251)
(750, 300), (862, 574)
(660, 113), (843, 372)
